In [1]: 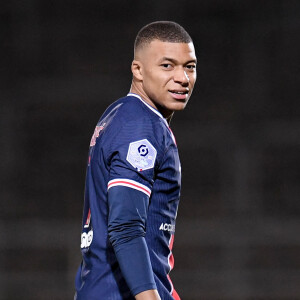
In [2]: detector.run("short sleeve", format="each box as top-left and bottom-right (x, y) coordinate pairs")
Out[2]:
(106, 117), (162, 194)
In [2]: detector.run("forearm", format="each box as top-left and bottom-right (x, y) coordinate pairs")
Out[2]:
(108, 185), (157, 296)
(113, 236), (157, 296)
(135, 289), (161, 300)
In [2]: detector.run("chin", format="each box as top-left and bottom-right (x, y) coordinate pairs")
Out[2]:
(172, 102), (188, 111)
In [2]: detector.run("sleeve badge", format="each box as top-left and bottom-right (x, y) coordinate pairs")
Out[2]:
(126, 139), (157, 171)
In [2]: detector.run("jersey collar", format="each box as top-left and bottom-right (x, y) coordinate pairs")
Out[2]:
(127, 93), (168, 126)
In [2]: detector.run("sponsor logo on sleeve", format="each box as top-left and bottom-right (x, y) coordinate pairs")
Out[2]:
(126, 139), (157, 171)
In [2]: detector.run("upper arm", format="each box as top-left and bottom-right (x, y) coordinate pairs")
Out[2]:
(105, 119), (162, 245)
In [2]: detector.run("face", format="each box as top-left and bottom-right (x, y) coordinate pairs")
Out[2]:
(132, 40), (197, 118)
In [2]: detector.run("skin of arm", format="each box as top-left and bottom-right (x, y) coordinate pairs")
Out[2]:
(135, 289), (161, 300)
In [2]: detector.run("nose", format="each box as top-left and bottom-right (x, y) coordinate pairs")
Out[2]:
(173, 67), (189, 85)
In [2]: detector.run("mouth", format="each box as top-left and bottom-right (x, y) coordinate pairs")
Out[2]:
(168, 89), (189, 100)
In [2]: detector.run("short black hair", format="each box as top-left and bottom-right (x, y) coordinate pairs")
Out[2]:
(134, 21), (192, 52)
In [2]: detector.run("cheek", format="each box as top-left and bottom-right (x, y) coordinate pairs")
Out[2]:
(192, 72), (197, 83)
(189, 74), (197, 88)
(143, 68), (170, 95)
(145, 74), (164, 90)
(143, 69), (156, 85)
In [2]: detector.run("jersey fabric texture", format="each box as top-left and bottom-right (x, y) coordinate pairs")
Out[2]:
(75, 93), (181, 300)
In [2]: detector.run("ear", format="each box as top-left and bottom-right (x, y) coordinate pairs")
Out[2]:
(131, 60), (143, 81)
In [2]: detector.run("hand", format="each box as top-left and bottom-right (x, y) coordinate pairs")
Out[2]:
(135, 289), (161, 300)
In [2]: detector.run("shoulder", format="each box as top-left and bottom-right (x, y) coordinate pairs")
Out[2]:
(114, 95), (155, 122)
(103, 95), (173, 156)
(106, 95), (166, 138)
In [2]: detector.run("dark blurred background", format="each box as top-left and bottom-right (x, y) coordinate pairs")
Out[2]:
(1, 0), (300, 299)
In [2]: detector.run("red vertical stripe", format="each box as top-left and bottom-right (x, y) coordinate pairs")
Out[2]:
(168, 234), (181, 300)
(172, 288), (181, 300)
(84, 209), (91, 228)
(169, 234), (175, 270)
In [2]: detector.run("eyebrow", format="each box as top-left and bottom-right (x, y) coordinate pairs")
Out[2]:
(159, 57), (197, 64)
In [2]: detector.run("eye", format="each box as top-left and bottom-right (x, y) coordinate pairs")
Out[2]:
(161, 63), (172, 69)
(186, 64), (196, 71)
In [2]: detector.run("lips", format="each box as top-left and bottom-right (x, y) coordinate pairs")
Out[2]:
(168, 89), (189, 100)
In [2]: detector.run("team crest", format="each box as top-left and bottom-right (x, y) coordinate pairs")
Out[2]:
(126, 139), (157, 171)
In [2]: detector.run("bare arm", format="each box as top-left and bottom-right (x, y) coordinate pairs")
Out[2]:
(135, 289), (161, 300)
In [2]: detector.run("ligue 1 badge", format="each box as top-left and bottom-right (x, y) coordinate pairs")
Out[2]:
(126, 139), (157, 171)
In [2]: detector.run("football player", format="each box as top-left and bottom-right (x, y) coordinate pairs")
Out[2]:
(75, 21), (197, 300)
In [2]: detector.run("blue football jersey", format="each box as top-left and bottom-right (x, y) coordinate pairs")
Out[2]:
(75, 93), (181, 300)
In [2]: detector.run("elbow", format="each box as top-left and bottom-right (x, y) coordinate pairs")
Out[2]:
(108, 222), (145, 247)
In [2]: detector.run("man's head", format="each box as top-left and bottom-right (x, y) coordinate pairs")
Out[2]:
(134, 21), (193, 56)
(131, 21), (197, 120)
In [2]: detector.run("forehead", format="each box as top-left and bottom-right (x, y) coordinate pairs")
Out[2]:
(142, 40), (196, 62)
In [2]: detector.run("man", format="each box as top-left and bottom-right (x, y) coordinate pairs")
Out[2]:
(75, 21), (197, 300)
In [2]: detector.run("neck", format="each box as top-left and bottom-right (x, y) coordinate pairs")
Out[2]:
(129, 81), (174, 123)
